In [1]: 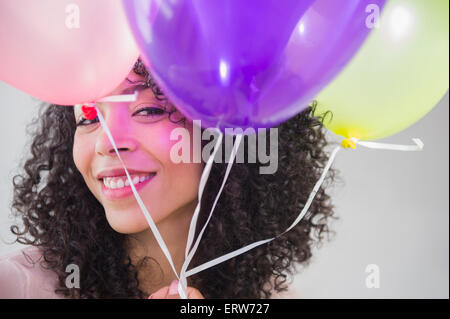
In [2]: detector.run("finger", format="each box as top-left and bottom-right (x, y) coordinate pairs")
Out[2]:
(166, 280), (181, 299)
(149, 280), (206, 299)
(187, 287), (205, 299)
(166, 288), (204, 299)
(148, 285), (170, 299)
(166, 281), (205, 299)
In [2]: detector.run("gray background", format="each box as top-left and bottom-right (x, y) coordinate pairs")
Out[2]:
(0, 80), (448, 299)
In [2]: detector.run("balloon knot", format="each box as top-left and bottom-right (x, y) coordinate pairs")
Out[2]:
(341, 137), (357, 149)
(81, 103), (97, 120)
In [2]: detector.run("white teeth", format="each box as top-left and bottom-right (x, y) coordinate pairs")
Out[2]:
(103, 174), (154, 190)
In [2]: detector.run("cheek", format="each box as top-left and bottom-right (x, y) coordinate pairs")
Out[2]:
(151, 123), (203, 199)
(149, 121), (195, 164)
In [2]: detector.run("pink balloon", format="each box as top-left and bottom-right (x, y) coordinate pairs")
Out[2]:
(0, 0), (139, 105)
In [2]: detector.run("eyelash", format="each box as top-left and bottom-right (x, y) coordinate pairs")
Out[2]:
(76, 106), (166, 127)
(133, 106), (166, 117)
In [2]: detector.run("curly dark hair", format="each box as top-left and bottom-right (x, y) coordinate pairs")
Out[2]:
(10, 58), (339, 299)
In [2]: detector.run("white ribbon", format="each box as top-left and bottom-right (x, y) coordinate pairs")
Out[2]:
(184, 144), (342, 278)
(74, 92), (138, 109)
(176, 126), (226, 297)
(182, 136), (424, 278)
(178, 133), (243, 296)
(350, 137), (424, 151)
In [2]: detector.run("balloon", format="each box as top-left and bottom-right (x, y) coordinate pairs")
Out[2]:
(0, 0), (140, 105)
(122, 0), (386, 130)
(315, 0), (449, 141)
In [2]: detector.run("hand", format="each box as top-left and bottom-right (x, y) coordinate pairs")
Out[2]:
(148, 280), (205, 299)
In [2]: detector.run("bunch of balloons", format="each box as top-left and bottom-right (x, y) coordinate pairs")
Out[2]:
(1, 0), (448, 300)
(1, 0), (448, 141)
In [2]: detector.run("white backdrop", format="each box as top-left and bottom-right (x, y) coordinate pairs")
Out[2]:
(0, 80), (448, 298)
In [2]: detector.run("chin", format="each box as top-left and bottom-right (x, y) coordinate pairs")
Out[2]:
(104, 208), (153, 235)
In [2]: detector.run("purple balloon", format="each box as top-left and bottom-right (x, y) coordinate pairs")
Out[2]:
(122, 0), (385, 130)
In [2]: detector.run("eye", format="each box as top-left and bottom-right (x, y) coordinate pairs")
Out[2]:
(76, 116), (99, 127)
(132, 105), (167, 120)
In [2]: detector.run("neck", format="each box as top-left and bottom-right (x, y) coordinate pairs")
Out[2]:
(125, 200), (197, 296)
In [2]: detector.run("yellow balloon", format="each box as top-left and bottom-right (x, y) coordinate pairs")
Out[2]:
(315, 0), (449, 141)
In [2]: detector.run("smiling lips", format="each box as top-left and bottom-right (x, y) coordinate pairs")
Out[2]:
(102, 173), (156, 189)
(96, 167), (157, 200)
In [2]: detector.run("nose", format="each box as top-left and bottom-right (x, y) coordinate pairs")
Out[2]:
(95, 105), (138, 157)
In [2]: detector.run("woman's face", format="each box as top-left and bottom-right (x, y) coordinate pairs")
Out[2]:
(73, 70), (203, 234)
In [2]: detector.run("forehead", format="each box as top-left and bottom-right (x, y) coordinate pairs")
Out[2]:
(111, 69), (146, 95)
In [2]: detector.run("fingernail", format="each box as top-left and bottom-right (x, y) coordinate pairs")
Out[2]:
(168, 280), (179, 295)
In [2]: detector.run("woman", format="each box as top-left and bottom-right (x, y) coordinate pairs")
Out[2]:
(0, 58), (337, 299)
